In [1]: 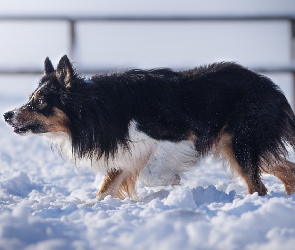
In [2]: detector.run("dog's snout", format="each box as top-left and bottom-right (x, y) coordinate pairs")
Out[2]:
(3, 111), (14, 122)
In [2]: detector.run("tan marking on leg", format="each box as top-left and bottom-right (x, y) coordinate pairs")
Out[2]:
(97, 169), (126, 200)
(216, 134), (267, 196)
(96, 170), (123, 200)
(118, 173), (139, 200)
(262, 160), (295, 195)
(97, 170), (139, 200)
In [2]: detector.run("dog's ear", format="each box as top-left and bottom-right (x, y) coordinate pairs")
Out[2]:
(56, 55), (74, 89)
(44, 57), (55, 75)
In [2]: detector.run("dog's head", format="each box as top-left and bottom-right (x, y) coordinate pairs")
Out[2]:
(3, 55), (75, 136)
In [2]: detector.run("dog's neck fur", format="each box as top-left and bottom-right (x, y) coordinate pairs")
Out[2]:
(43, 121), (155, 171)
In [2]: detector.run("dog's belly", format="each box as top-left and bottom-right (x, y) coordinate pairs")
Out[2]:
(91, 122), (199, 183)
(139, 140), (198, 187)
(44, 121), (199, 187)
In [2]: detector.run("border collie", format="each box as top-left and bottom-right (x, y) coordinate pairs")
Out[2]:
(4, 55), (295, 200)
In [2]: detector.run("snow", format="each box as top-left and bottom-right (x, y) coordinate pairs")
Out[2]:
(1, 89), (295, 250)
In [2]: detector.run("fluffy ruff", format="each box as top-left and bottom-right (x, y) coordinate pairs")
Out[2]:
(4, 55), (295, 199)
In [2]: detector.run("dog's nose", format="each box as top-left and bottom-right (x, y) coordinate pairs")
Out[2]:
(3, 111), (14, 122)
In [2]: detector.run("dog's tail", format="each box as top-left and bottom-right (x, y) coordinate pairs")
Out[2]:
(256, 77), (295, 164)
(280, 107), (295, 153)
(229, 74), (295, 169)
(227, 74), (295, 195)
(259, 84), (295, 195)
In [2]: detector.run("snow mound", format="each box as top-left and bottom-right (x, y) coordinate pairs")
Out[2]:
(192, 185), (236, 206)
(0, 171), (37, 197)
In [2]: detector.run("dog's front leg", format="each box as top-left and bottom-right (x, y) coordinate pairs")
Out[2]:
(97, 169), (127, 200)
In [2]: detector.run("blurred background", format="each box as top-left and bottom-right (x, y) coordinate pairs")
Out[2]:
(0, 0), (295, 112)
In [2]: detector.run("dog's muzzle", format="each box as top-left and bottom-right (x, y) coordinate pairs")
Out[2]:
(3, 111), (14, 123)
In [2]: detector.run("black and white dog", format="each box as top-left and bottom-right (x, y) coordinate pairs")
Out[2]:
(4, 55), (295, 199)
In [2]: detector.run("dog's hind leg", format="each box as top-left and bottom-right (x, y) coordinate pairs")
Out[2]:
(217, 134), (268, 196)
(262, 160), (295, 195)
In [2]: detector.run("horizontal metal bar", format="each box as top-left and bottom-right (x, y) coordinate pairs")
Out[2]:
(0, 65), (294, 75)
(0, 67), (112, 75)
(0, 14), (295, 22)
(250, 65), (295, 73)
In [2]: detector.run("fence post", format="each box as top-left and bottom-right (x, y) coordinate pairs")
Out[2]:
(291, 18), (295, 110)
(69, 19), (76, 61)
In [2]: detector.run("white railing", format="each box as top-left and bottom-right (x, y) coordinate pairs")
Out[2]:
(0, 14), (294, 72)
(0, 14), (295, 104)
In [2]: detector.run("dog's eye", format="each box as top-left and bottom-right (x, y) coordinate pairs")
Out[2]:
(37, 98), (43, 106)
(35, 97), (47, 110)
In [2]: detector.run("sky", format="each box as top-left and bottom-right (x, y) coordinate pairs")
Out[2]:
(0, 0), (295, 15)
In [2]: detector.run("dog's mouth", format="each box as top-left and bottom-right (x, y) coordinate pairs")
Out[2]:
(13, 126), (29, 134)
(12, 123), (41, 134)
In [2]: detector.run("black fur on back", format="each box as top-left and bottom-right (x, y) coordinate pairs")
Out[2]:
(42, 56), (295, 173)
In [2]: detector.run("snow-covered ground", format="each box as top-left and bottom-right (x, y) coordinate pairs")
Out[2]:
(1, 84), (295, 250)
